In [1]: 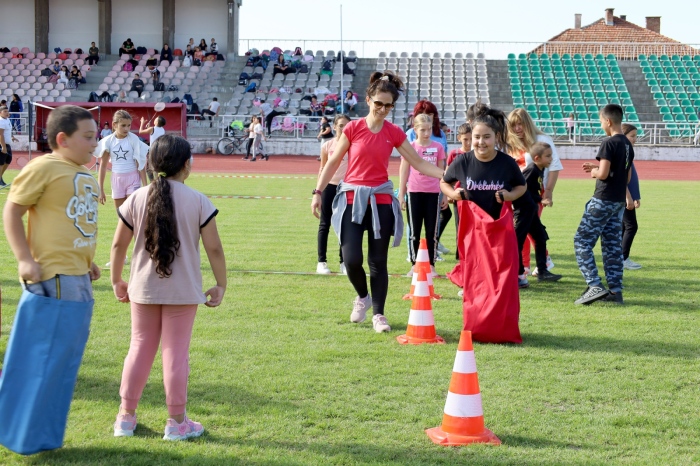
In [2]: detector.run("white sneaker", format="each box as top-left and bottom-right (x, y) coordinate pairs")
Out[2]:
(435, 252), (444, 262)
(458, 289), (464, 297)
(372, 314), (391, 333)
(623, 258), (642, 270)
(437, 242), (450, 254)
(406, 265), (415, 277)
(316, 262), (331, 274)
(339, 263), (347, 275)
(546, 255), (554, 270)
(350, 295), (371, 323)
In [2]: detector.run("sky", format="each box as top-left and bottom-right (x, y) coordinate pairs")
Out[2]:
(238, 0), (699, 56)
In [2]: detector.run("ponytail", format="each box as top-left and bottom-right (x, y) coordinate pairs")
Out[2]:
(144, 135), (191, 278)
(472, 101), (510, 152)
(366, 70), (404, 102)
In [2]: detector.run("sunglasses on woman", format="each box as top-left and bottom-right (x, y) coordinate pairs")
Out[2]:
(370, 99), (395, 110)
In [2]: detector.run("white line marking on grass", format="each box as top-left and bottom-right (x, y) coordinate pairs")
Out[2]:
(233, 270), (445, 279)
(195, 175), (315, 180)
(207, 195), (294, 200)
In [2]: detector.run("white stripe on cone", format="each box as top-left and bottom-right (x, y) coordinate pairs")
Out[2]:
(413, 280), (430, 298)
(453, 350), (477, 374)
(444, 392), (484, 418)
(416, 248), (430, 263)
(407, 309), (435, 326)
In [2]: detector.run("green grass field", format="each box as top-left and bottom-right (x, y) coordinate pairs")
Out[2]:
(0, 170), (699, 465)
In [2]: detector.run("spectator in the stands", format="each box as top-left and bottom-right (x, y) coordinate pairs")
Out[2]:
(160, 43), (173, 63)
(87, 41), (100, 65)
(201, 97), (220, 121)
(70, 65), (86, 85)
(119, 38), (136, 56)
(186, 38), (194, 51)
(193, 47), (204, 65)
(52, 61), (61, 75)
(343, 90), (357, 114)
(100, 122), (112, 139)
(9, 94), (23, 132)
(259, 100), (289, 137)
(273, 54), (292, 77)
(310, 95), (323, 118)
(115, 90), (128, 103)
(198, 39), (208, 53)
(185, 45), (194, 58)
(146, 64), (161, 86)
(207, 38), (218, 57)
(57, 65), (70, 85)
(130, 73), (145, 97)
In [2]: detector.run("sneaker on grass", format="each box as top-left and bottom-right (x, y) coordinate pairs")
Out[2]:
(339, 263), (347, 275)
(574, 285), (609, 305)
(114, 412), (137, 437)
(536, 270), (562, 282)
(350, 295), (371, 323)
(602, 291), (624, 304)
(518, 274), (530, 289)
(437, 242), (450, 254)
(623, 258), (642, 270)
(372, 314), (391, 333)
(532, 256), (555, 276)
(316, 261), (331, 274)
(406, 265), (414, 278)
(163, 416), (204, 441)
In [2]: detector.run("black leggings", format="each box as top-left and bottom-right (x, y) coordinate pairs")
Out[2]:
(318, 183), (343, 263)
(622, 207), (638, 260)
(406, 192), (440, 265)
(245, 138), (253, 157)
(265, 110), (287, 135)
(341, 203), (394, 316)
(514, 197), (547, 274)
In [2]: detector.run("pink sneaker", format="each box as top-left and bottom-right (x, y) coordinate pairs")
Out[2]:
(163, 416), (204, 441)
(113, 412), (137, 437)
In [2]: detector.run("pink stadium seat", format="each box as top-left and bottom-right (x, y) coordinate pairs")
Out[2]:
(61, 89), (71, 98)
(9, 69), (19, 76)
(68, 54), (77, 60)
(0, 82), (7, 90)
(10, 58), (19, 65)
(26, 89), (37, 98)
(103, 77), (114, 85)
(27, 76), (37, 83)
(55, 83), (65, 91)
(98, 84), (109, 92)
(43, 96), (55, 102)
(115, 77), (125, 85)
(26, 52), (35, 59)
(37, 52), (45, 59)
(75, 59), (84, 67)
(118, 71), (128, 78)
(15, 89), (25, 98)
(37, 77), (48, 84)
(15, 76), (25, 83)
(31, 70), (41, 77)
(21, 58), (30, 65)
(108, 70), (118, 78)
(56, 96), (66, 102)
(0, 58), (7, 65)
(49, 90), (60, 97)
(10, 47), (19, 54)
(38, 89), (49, 97)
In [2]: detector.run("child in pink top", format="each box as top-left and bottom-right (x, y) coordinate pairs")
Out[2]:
(110, 134), (227, 441)
(398, 114), (446, 276)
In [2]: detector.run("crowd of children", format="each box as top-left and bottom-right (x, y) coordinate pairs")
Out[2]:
(0, 67), (642, 452)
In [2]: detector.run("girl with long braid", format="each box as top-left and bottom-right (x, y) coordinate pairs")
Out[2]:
(110, 134), (227, 440)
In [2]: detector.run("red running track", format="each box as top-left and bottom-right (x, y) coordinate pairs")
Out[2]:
(6, 152), (700, 181)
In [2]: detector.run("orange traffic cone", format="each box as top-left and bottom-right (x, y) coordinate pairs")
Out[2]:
(403, 239), (441, 300)
(426, 331), (501, 446)
(396, 269), (445, 345)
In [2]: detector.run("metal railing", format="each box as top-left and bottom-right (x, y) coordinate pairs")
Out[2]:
(239, 39), (700, 60)
(187, 114), (700, 147)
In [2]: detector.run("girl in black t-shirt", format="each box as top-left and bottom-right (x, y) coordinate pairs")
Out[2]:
(441, 103), (525, 219)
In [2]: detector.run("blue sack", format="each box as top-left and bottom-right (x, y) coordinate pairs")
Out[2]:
(0, 290), (93, 455)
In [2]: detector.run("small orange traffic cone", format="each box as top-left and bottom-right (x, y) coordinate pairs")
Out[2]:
(396, 270), (445, 345)
(403, 239), (441, 300)
(426, 330), (501, 446)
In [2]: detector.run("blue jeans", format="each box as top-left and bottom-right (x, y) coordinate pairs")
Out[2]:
(573, 198), (625, 292)
(22, 274), (93, 302)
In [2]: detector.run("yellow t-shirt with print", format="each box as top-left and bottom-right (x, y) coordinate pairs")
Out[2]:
(8, 154), (99, 282)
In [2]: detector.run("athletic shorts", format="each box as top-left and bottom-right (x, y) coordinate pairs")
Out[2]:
(111, 171), (141, 200)
(0, 144), (12, 165)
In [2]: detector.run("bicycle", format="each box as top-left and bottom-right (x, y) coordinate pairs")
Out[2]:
(216, 129), (248, 156)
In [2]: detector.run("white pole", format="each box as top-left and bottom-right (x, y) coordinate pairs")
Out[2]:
(340, 4), (343, 106)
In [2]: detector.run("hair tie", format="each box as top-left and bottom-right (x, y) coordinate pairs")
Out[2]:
(380, 76), (390, 81)
(158, 172), (167, 178)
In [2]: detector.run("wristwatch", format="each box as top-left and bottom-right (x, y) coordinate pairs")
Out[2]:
(312, 189), (322, 195)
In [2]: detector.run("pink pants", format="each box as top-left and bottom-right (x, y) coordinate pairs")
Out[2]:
(119, 303), (198, 416)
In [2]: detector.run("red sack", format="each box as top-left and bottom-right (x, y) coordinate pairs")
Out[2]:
(447, 200), (522, 344)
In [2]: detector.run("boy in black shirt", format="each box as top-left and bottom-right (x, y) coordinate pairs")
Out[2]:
(514, 142), (562, 286)
(574, 104), (634, 304)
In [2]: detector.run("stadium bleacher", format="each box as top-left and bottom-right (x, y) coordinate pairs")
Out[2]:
(639, 54), (700, 138)
(376, 52), (490, 129)
(508, 52), (640, 137)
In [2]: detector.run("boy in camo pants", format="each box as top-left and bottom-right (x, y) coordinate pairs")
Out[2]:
(573, 104), (634, 305)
